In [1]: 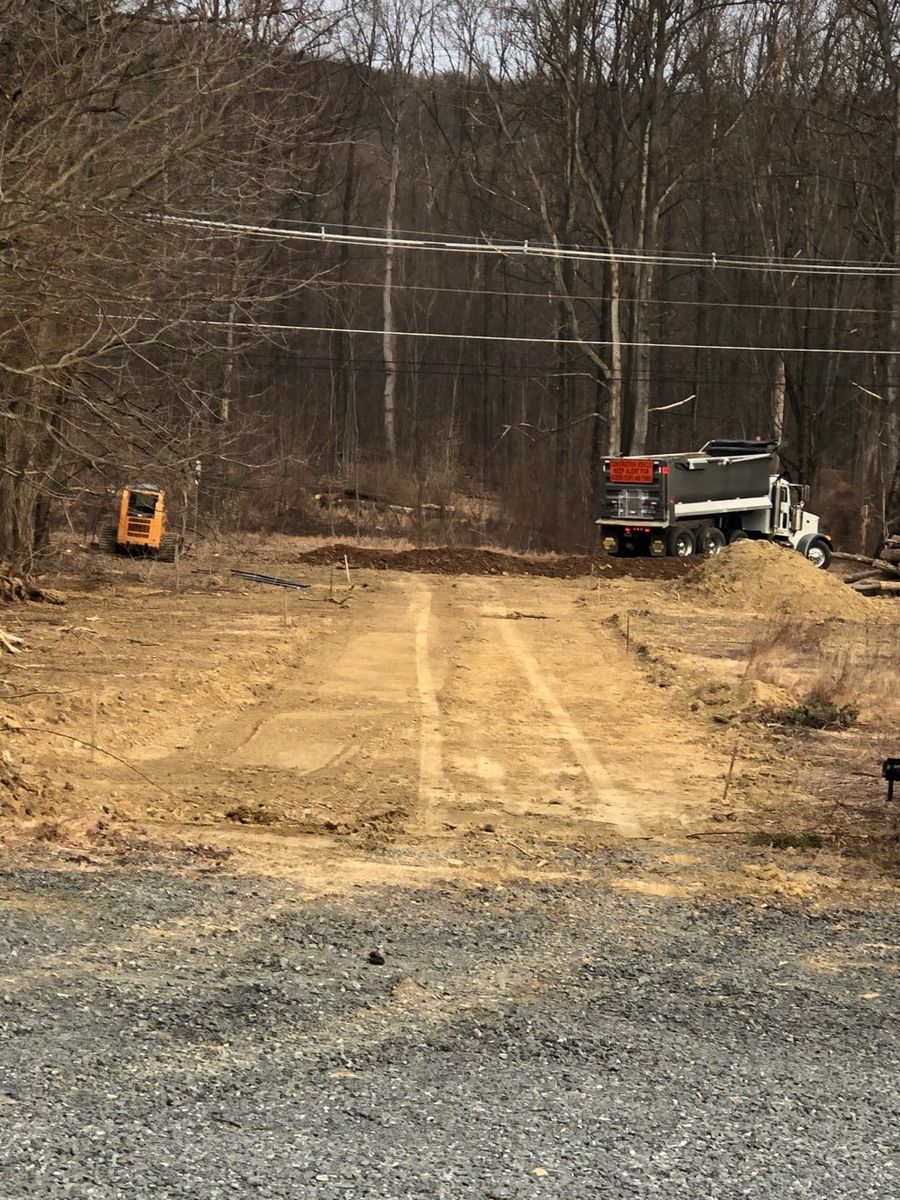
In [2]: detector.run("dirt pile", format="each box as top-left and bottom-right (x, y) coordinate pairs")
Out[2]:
(0, 749), (43, 821)
(292, 543), (697, 580)
(683, 539), (876, 620)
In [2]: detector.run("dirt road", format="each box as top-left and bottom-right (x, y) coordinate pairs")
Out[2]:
(3, 541), (896, 880)
(16, 570), (732, 860)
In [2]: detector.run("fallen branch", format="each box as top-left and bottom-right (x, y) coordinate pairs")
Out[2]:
(0, 572), (66, 605)
(483, 610), (549, 621)
(0, 630), (24, 655)
(833, 551), (900, 579)
(13, 726), (178, 797)
(505, 836), (537, 859)
(850, 580), (900, 595)
(687, 830), (753, 839)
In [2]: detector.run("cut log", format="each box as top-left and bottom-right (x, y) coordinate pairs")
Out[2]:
(0, 629), (24, 654)
(26, 584), (66, 605)
(0, 570), (65, 605)
(849, 580), (900, 595)
(833, 552), (900, 580)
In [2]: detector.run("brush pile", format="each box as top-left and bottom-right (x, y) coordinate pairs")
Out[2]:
(1, 564), (65, 653)
(841, 537), (900, 596)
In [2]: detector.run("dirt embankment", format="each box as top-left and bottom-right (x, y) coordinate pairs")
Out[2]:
(681, 540), (880, 621)
(290, 543), (696, 580)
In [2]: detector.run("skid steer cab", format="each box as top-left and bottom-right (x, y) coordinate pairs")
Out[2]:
(98, 485), (181, 562)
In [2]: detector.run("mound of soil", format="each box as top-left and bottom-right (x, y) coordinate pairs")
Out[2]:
(292, 543), (696, 581)
(683, 539), (876, 620)
(0, 752), (41, 820)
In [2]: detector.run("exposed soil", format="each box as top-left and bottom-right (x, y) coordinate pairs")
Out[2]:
(289, 542), (697, 580)
(682, 538), (880, 621)
(1, 539), (896, 880)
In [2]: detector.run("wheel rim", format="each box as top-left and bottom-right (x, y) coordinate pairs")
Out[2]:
(676, 534), (694, 557)
(806, 544), (827, 568)
(704, 536), (724, 556)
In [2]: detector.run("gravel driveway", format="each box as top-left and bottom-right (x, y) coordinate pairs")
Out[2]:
(1, 850), (898, 1199)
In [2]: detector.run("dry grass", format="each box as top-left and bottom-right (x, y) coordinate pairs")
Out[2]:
(746, 617), (900, 724)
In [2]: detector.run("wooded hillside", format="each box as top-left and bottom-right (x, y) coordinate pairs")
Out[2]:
(2, 0), (899, 563)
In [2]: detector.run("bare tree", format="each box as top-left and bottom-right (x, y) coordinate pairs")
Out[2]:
(0, 0), (332, 566)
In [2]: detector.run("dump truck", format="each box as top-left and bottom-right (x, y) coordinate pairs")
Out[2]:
(98, 484), (181, 561)
(597, 439), (833, 567)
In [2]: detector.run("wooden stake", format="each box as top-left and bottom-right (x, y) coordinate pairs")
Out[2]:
(721, 734), (741, 806)
(343, 553), (351, 586)
(719, 645), (759, 805)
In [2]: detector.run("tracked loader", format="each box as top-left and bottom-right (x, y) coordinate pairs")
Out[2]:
(98, 485), (181, 562)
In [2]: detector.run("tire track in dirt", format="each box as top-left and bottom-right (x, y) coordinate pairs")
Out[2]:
(429, 576), (727, 839)
(411, 582), (444, 833)
(57, 570), (724, 851)
(494, 616), (643, 837)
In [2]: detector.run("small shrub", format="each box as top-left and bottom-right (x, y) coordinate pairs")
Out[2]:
(760, 699), (859, 730)
(749, 831), (825, 851)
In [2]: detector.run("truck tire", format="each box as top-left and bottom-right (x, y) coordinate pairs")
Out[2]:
(803, 537), (832, 570)
(728, 529), (749, 545)
(668, 525), (696, 558)
(97, 525), (118, 554)
(699, 527), (727, 556)
(157, 533), (181, 563)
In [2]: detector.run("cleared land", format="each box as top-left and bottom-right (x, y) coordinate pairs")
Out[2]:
(1, 539), (899, 1198)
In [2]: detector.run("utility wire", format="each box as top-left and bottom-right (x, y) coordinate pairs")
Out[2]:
(151, 213), (900, 278)
(314, 276), (884, 317)
(130, 312), (900, 356)
(157, 210), (898, 271)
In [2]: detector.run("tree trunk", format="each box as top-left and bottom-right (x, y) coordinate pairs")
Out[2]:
(883, 71), (900, 533)
(382, 117), (401, 462)
(771, 354), (786, 443)
(607, 260), (624, 455)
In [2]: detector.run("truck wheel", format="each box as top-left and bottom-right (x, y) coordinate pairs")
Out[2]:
(728, 529), (749, 545)
(804, 538), (832, 569)
(97, 526), (118, 554)
(699, 527), (727, 556)
(668, 526), (696, 558)
(158, 533), (181, 563)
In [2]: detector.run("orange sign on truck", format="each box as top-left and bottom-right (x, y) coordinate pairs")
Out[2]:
(608, 459), (655, 485)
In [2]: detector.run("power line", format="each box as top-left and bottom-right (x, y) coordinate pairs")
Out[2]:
(316, 276), (884, 317)
(159, 210), (897, 271)
(132, 312), (900, 356)
(102, 275), (885, 318)
(239, 346), (779, 385)
(151, 213), (900, 279)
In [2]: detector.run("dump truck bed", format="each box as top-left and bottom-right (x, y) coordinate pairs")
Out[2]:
(600, 444), (775, 526)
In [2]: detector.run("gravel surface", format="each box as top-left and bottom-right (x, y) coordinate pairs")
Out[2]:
(0, 851), (898, 1199)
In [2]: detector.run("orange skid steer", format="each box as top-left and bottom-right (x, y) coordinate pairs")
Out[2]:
(98, 485), (181, 562)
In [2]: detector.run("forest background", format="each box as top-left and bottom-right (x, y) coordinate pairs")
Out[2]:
(2, 0), (899, 563)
